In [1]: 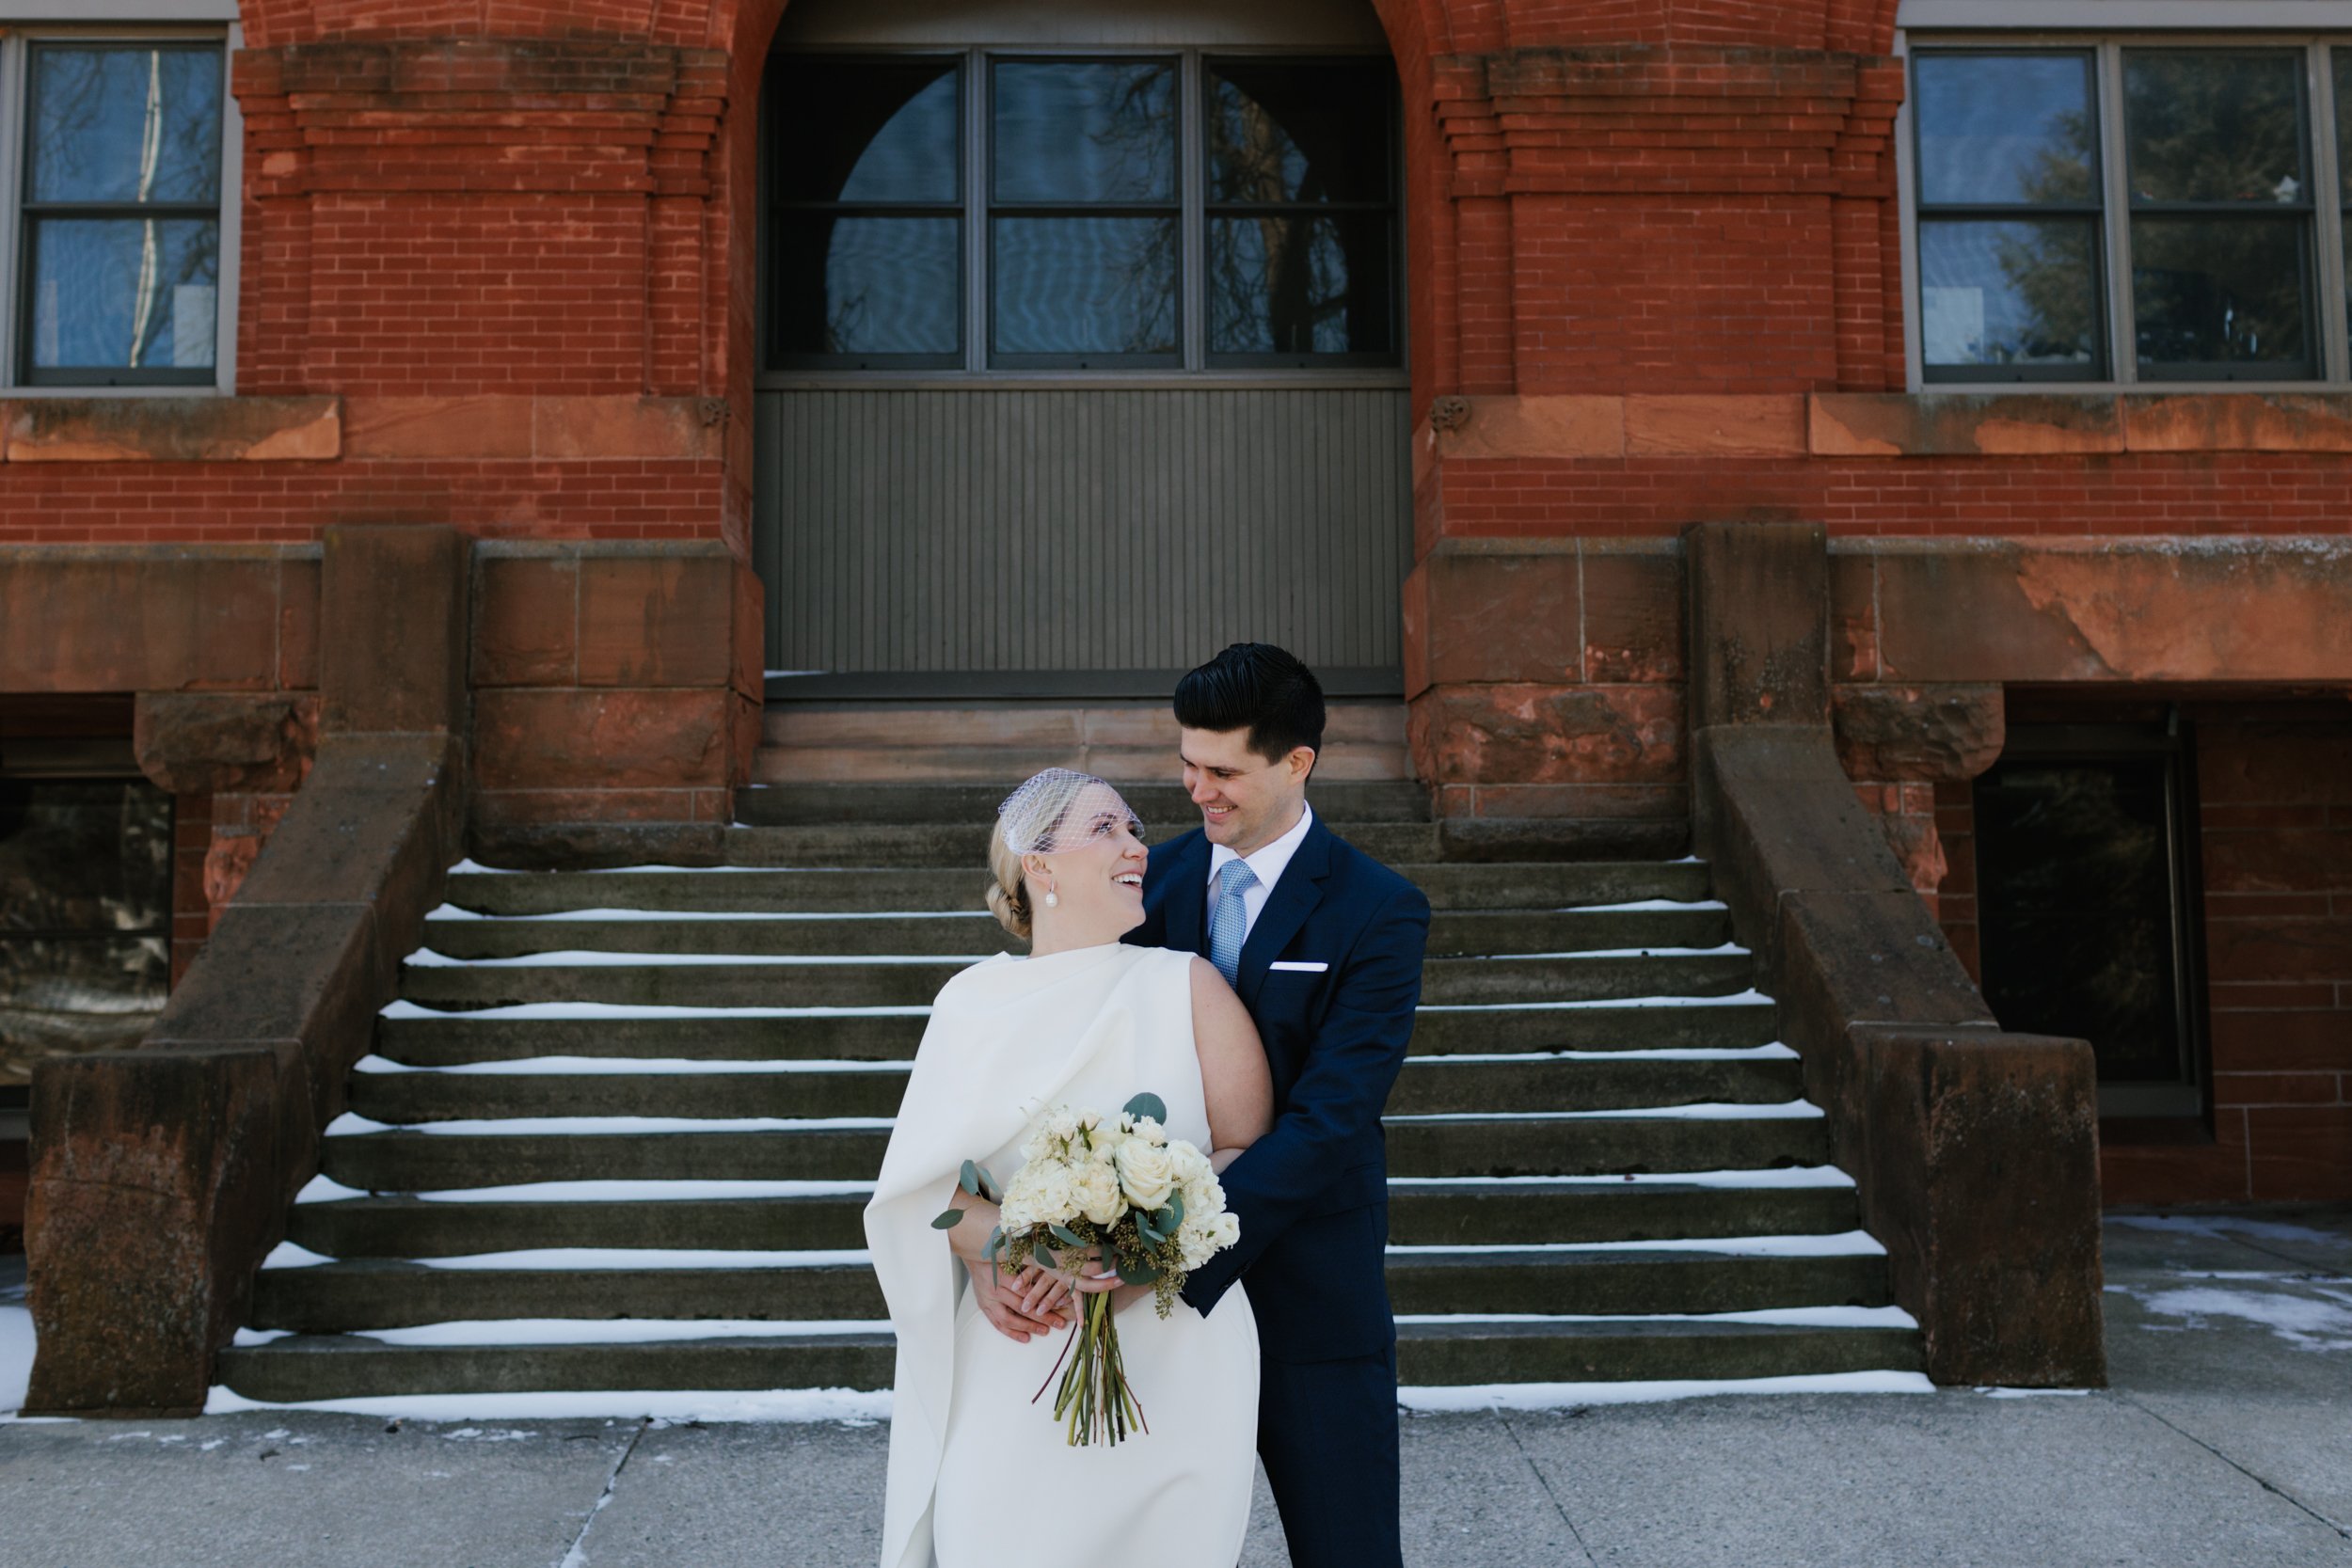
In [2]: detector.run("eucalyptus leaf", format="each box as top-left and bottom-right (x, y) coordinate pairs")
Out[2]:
(959, 1160), (982, 1197)
(930, 1209), (965, 1230)
(1050, 1222), (1084, 1247)
(1122, 1091), (1168, 1125)
(1116, 1256), (1157, 1287)
(1166, 1191), (1184, 1227)
(1035, 1243), (1057, 1271)
(977, 1164), (1001, 1202)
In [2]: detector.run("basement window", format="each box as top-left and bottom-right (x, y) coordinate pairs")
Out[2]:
(1971, 721), (2210, 1120)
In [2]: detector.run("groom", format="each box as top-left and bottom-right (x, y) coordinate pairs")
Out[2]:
(1125, 642), (1430, 1568)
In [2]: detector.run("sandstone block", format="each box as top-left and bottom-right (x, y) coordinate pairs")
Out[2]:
(4, 396), (340, 463)
(321, 526), (469, 734)
(1409, 683), (1681, 788)
(1833, 684), (2005, 783)
(1, 548), (285, 692)
(474, 688), (732, 791)
(1581, 544), (1682, 683)
(579, 550), (738, 688)
(134, 691), (320, 795)
(474, 552), (580, 687)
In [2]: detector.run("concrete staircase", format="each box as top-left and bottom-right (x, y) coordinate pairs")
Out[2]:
(216, 780), (1923, 1405)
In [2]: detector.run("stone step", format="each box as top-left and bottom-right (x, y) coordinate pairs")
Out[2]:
(761, 702), (1410, 752)
(734, 781), (1432, 827)
(247, 1247), (1887, 1332)
(1391, 1318), (1923, 1385)
(415, 906), (1732, 961)
(393, 951), (1756, 1011)
(372, 996), (1780, 1066)
(322, 1112), (1826, 1190)
(473, 818), (1688, 872)
(289, 1181), (1860, 1259)
(345, 1053), (1804, 1125)
(749, 743), (1414, 784)
(215, 1316), (1918, 1402)
(441, 861), (1717, 918)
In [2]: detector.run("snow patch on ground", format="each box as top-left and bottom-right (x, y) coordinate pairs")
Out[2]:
(2109, 1212), (2351, 1246)
(0, 1305), (33, 1417)
(2123, 1286), (2352, 1352)
(1398, 1370), (1934, 1411)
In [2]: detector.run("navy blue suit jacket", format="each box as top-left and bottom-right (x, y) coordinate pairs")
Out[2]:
(1126, 812), (1430, 1363)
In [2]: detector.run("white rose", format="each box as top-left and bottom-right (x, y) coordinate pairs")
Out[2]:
(1026, 1164), (1078, 1227)
(1114, 1137), (1177, 1212)
(1073, 1162), (1125, 1227)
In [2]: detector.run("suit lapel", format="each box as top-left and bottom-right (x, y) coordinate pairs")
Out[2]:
(1236, 817), (1333, 1010)
(1157, 832), (1211, 958)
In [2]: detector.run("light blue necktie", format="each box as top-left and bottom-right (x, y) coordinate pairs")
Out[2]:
(1208, 859), (1259, 987)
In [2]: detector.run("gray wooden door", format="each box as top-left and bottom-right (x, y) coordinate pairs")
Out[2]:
(752, 386), (1412, 692)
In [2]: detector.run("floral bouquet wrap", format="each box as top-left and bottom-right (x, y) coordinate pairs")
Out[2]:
(934, 1091), (1240, 1447)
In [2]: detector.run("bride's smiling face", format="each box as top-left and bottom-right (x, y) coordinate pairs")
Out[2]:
(1025, 784), (1149, 941)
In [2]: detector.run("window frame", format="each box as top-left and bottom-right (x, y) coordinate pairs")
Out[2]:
(1898, 30), (2352, 390)
(0, 17), (243, 394)
(757, 42), (1406, 387)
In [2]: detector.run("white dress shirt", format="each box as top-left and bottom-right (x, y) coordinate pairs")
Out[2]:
(1204, 801), (1315, 946)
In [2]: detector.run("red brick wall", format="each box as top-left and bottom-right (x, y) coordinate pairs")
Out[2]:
(1932, 711), (2352, 1206)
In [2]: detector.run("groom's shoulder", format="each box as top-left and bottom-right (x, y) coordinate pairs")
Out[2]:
(1315, 818), (1425, 915)
(1146, 826), (1204, 873)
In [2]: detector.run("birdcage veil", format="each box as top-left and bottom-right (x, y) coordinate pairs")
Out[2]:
(996, 768), (1144, 856)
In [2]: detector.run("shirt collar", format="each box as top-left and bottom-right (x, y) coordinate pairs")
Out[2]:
(1207, 800), (1315, 894)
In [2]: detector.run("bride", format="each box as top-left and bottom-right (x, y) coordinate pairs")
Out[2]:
(864, 768), (1273, 1568)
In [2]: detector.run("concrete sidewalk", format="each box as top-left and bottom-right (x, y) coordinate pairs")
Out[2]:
(2, 1208), (2346, 1568)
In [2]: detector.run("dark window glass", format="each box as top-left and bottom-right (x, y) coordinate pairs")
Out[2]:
(771, 59), (960, 204)
(991, 60), (1176, 204)
(0, 779), (173, 1077)
(769, 58), (962, 366)
(1206, 59), (1391, 204)
(2124, 50), (2313, 378)
(1973, 737), (2204, 1117)
(988, 58), (1179, 365)
(1911, 52), (2104, 380)
(1209, 213), (1393, 356)
(2333, 51), (2352, 365)
(1204, 57), (1397, 364)
(22, 44), (223, 382)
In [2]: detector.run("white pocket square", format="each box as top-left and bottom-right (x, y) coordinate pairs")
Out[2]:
(1269, 960), (1328, 973)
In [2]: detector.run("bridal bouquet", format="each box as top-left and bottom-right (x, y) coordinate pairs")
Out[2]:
(933, 1092), (1239, 1447)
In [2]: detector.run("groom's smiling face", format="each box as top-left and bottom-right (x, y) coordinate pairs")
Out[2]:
(1180, 726), (1313, 855)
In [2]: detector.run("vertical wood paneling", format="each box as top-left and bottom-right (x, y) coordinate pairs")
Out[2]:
(754, 388), (1412, 674)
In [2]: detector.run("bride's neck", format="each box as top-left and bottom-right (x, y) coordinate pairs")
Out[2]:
(1026, 911), (1128, 958)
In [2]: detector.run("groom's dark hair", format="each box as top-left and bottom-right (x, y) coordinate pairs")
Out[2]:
(1173, 642), (1326, 766)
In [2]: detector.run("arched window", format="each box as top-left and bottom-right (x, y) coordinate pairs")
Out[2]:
(766, 31), (1398, 372)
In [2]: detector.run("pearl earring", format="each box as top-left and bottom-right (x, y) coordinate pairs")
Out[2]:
(1043, 890), (1059, 909)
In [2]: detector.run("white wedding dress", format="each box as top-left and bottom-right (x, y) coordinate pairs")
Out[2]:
(865, 942), (1260, 1568)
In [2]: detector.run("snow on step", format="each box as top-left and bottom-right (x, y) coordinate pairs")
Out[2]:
(382, 1000), (932, 1021)
(204, 1387), (898, 1423)
(1398, 1370), (1934, 1412)
(427, 905), (994, 923)
(1386, 1230), (1887, 1259)
(234, 1319), (893, 1348)
(405, 949), (985, 968)
(1398, 1305), (1918, 1329)
(295, 1175), (878, 1204)
(354, 1054), (913, 1077)
(326, 1113), (895, 1136)
(1392, 1167), (1853, 1189)
(261, 1243), (873, 1271)
(1420, 989), (1774, 1013)
(1386, 1101), (1824, 1122)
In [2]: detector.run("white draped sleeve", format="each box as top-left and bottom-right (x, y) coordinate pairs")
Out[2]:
(863, 942), (1182, 1568)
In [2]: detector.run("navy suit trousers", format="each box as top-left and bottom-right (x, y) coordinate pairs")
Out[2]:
(1257, 1348), (1405, 1568)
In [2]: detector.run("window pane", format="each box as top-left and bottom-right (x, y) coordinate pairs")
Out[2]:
(771, 59), (959, 205)
(993, 61), (1176, 204)
(1, 778), (173, 1069)
(29, 45), (221, 205)
(28, 218), (218, 370)
(1913, 54), (2097, 207)
(1206, 59), (1392, 204)
(2131, 216), (2310, 371)
(2125, 51), (2307, 206)
(771, 215), (959, 357)
(1209, 214), (1392, 356)
(1917, 218), (2100, 371)
(993, 216), (1178, 356)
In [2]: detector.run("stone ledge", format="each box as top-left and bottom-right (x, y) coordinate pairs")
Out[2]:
(1432, 391), (2352, 460)
(3, 396), (341, 463)
(342, 396), (724, 462)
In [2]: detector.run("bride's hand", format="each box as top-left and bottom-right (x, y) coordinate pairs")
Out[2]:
(1010, 1260), (1074, 1325)
(966, 1259), (1065, 1342)
(1070, 1251), (1155, 1315)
